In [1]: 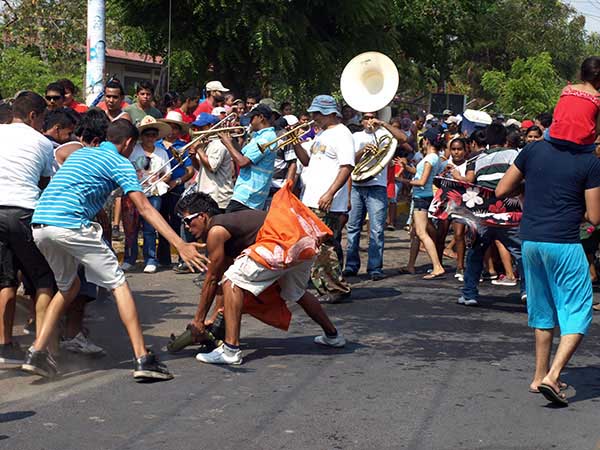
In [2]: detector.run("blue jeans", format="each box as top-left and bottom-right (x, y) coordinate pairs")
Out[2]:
(124, 195), (161, 266)
(157, 189), (184, 266)
(345, 185), (387, 275)
(462, 226), (525, 300)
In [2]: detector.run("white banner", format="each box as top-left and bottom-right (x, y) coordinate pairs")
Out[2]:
(85, 0), (105, 105)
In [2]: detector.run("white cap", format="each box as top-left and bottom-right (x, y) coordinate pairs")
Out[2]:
(505, 118), (522, 128)
(444, 115), (461, 125)
(284, 114), (299, 126)
(205, 80), (229, 92)
(425, 113), (434, 121)
(212, 106), (227, 116)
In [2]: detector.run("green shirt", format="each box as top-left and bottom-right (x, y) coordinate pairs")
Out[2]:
(124, 104), (162, 126)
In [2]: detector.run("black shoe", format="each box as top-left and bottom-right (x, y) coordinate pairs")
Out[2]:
(206, 312), (226, 341)
(23, 319), (36, 336)
(133, 352), (173, 381)
(341, 269), (357, 278)
(0, 342), (25, 365)
(111, 225), (123, 241)
(173, 262), (191, 274)
(21, 347), (58, 378)
(369, 272), (386, 281)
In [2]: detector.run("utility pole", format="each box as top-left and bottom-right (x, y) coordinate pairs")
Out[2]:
(85, 0), (106, 105)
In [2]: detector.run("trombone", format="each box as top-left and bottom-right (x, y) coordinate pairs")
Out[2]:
(258, 120), (314, 153)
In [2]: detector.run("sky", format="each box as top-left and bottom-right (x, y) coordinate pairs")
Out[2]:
(564, 0), (600, 33)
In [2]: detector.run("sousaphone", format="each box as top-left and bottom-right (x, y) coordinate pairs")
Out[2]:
(341, 52), (400, 182)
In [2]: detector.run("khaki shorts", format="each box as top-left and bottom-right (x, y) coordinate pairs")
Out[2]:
(223, 255), (313, 302)
(33, 223), (125, 292)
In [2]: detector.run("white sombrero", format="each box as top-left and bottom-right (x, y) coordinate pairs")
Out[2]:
(159, 110), (190, 134)
(137, 115), (171, 139)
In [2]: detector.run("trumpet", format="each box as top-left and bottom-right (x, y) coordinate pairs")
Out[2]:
(258, 120), (315, 153)
(188, 126), (247, 143)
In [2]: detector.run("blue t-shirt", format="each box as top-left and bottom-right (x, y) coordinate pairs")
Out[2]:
(33, 142), (142, 228)
(514, 140), (600, 243)
(156, 138), (192, 188)
(231, 127), (277, 209)
(412, 152), (440, 198)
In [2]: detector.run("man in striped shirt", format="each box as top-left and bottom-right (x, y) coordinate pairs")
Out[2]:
(458, 123), (525, 307)
(22, 119), (209, 381)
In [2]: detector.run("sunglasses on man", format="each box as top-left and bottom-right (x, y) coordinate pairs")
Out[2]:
(45, 95), (62, 102)
(182, 212), (200, 226)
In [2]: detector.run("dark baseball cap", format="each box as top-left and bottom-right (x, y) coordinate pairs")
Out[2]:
(247, 104), (273, 119)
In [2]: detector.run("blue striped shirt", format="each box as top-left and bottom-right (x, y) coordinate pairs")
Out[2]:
(231, 127), (277, 209)
(32, 142), (142, 228)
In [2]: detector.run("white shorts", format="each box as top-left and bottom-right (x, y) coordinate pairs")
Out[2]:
(223, 255), (313, 302)
(33, 223), (126, 292)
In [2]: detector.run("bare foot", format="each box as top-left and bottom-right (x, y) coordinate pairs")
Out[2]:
(529, 379), (567, 393)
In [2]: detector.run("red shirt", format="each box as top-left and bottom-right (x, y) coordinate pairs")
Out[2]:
(550, 86), (600, 146)
(193, 99), (213, 117)
(68, 100), (88, 114)
(97, 100), (129, 111)
(174, 108), (195, 123)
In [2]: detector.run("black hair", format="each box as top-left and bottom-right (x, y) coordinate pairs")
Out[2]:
(182, 87), (200, 100)
(105, 80), (125, 96)
(423, 127), (445, 150)
(526, 125), (543, 137)
(536, 112), (553, 128)
(107, 118), (139, 145)
(45, 82), (65, 97)
(136, 80), (155, 94)
(274, 116), (288, 131)
(469, 129), (487, 147)
(163, 91), (180, 109)
(506, 131), (522, 149)
(0, 102), (12, 124)
(175, 192), (220, 218)
(581, 56), (600, 84)
(486, 123), (507, 146)
(505, 124), (520, 135)
(246, 94), (259, 102)
(449, 137), (467, 151)
(280, 101), (292, 111)
(75, 108), (109, 144)
(43, 107), (80, 131)
(56, 78), (76, 94)
(12, 91), (46, 120)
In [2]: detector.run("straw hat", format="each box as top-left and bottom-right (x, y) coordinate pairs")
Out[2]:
(137, 115), (171, 139)
(159, 110), (190, 134)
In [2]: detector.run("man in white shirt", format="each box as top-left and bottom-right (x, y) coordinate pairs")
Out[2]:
(0, 92), (55, 365)
(188, 113), (234, 212)
(292, 95), (354, 302)
(344, 113), (407, 281)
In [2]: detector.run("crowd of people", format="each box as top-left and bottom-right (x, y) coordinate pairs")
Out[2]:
(0, 56), (599, 406)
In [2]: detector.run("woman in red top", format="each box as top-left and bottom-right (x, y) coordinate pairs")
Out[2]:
(548, 57), (600, 151)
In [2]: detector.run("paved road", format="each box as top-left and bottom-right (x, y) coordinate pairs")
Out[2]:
(1, 230), (600, 450)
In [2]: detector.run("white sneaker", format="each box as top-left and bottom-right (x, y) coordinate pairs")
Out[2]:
(60, 332), (105, 355)
(314, 334), (346, 348)
(491, 274), (517, 286)
(454, 270), (464, 282)
(457, 296), (478, 306)
(143, 264), (157, 273)
(196, 344), (242, 365)
(121, 262), (134, 272)
(521, 293), (527, 303)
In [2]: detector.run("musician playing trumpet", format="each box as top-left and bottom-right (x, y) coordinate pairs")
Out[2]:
(343, 113), (407, 281)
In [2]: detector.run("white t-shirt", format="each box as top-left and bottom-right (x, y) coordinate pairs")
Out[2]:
(0, 123), (54, 210)
(129, 144), (170, 197)
(301, 123), (355, 212)
(352, 128), (393, 188)
(197, 139), (234, 209)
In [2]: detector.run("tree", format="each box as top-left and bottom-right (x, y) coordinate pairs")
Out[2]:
(481, 52), (562, 117)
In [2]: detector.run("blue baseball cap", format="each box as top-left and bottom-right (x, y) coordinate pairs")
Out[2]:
(192, 112), (219, 128)
(307, 95), (341, 117)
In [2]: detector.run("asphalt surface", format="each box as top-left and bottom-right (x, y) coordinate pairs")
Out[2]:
(1, 229), (600, 450)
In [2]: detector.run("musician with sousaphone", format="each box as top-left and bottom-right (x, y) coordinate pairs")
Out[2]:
(343, 111), (408, 281)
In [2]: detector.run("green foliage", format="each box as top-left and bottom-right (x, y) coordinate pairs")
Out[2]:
(481, 53), (561, 117)
(0, 47), (81, 98)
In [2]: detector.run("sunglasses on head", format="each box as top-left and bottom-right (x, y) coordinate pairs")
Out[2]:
(45, 95), (62, 101)
(183, 212), (200, 226)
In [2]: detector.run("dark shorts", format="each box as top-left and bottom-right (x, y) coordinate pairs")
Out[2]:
(412, 196), (433, 211)
(0, 207), (55, 290)
(225, 200), (252, 213)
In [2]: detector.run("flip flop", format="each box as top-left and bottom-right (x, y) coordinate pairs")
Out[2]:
(423, 272), (445, 280)
(538, 383), (568, 406)
(593, 303), (600, 312)
(529, 381), (568, 394)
